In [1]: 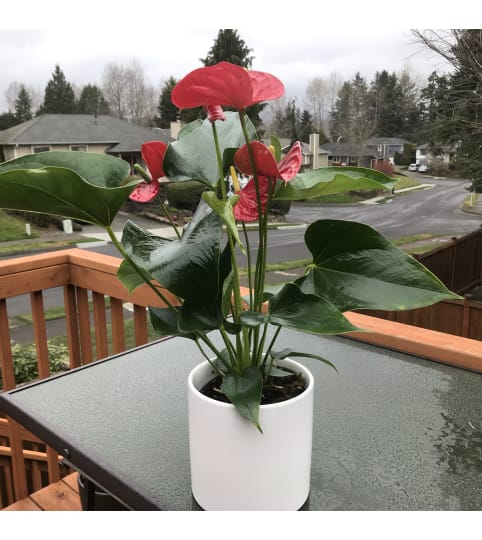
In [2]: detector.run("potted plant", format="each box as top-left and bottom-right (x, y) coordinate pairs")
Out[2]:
(0, 61), (458, 510)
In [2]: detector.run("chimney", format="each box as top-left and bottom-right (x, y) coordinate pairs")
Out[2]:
(309, 133), (320, 170)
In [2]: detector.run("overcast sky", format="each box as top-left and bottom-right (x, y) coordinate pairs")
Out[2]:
(0, 3), (463, 114)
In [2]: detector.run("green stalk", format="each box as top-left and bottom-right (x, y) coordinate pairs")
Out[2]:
(238, 112), (265, 357)
(261, 326), (282, 378)
(210, 121), (250, 369)
(241, 222), (254, 309)
(156, 194), (182, 240)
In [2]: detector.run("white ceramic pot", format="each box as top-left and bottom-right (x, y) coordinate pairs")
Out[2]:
(187, 358), (314, 510)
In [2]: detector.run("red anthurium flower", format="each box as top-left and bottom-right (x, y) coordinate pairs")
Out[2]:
(233, 176), (273, 222)
(171, 62), (284, 111)
(234, 141), (302, 183)
(204, 105), (225, 122)
(129, 141), (167, 203)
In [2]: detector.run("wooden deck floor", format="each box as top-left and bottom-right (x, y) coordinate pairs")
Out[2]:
(2, 472), (81, 511)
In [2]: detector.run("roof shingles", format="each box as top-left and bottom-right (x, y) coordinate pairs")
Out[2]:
(0, 114), (171, 153)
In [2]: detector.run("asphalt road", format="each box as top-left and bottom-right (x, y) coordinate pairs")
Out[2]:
(80, 175), (480, 263)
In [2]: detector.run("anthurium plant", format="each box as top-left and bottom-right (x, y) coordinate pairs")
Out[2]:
(0, 62), (458, 431)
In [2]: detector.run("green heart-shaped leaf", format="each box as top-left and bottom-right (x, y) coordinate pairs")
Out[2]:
(0, 152), (135, 226)
(274, 166), (395, 201)
(162, 111), (256, 186)
(121, 202), (224, 310)
(149, 307), (196, 340)
(268, 283), (359, 335)
(298, 219), (460, 312)
(221, 366), (263, 432)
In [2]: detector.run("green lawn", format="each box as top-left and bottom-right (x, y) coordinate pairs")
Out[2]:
(393, 176), (422, 190)
(0, 209), (38, 241)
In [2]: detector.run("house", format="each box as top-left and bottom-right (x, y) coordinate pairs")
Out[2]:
(416, 143), (454, 168)
(365, 137), (411, 164)
(320, 142), (377, 168)
(0, 114), (172, 171)
(261, 134), (329, 172)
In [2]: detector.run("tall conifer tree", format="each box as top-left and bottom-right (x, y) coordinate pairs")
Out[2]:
(14, 85), (33, 122)
(39, 65), (76, 114)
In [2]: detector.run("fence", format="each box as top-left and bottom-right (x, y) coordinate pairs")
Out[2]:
(363, 226), (482, 341)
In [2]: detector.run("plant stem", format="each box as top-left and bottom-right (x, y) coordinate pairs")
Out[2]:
(211, 121), (250, 369)
(242, 222), (254, 309)
(156, 194), (182, 240)
(262, 326), (282, 373)
(238, 112), (265, 358)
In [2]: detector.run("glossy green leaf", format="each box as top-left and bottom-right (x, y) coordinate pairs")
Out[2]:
(271, 350), (338, 373)
(274, 166), (396, 201)
(0, 151), (132, 187)
(149, 307), (196, 340)
(268, 283), (360, 335)
(239, 311), (268, 328)
(221, 366), (263, 432)
(0, 152), (136, 226)
(270, 135), (282, 161)
(121, 203), (223, 309)
(162, 112), (256, 186)
(117, 259), (146, 293)
(178, 300), (222, 332)
(297, 219), (461, 312)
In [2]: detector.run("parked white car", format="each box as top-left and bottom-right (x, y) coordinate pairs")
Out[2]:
(418, 164), (429, 173)
(408, 163), (418, 172)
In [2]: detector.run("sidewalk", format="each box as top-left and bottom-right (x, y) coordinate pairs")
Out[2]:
(359, 183), (436, 205)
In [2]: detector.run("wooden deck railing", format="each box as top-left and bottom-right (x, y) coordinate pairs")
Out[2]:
(0, 248), (481, 509)
(0, 249), (176, 508)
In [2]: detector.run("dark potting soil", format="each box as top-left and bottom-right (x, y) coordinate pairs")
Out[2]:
(200, 367), (307, 405)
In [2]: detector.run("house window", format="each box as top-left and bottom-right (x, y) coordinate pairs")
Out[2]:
(32, 146), (50, 153)
(71, 145), (87, 152)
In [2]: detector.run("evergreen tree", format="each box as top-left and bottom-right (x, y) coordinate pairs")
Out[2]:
(299, 110), (316, 143)
(369, 70), (403, 136)
(202, 29), (264, 128)
(413, 30), (482, 191)
(157, 77), (180, 128)
(39, 65), (76, 114)
(0, 112), (18, 130)
(331, 74), (374, 148)
(201, 29), (254, 68)
(14, 85), (33, 122)
(77, 84), (110, 115)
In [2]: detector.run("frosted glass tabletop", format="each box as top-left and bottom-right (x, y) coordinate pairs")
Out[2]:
(1, 331), (481, 510)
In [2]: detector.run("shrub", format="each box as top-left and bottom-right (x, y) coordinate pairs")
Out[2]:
(373, 162), (395, 177)
(0, 341), (70, 390)
(7, 210), (82, 231)
(270, 199), (291, 215)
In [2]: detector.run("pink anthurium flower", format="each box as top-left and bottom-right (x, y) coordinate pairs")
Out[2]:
(129, 141), (167, 203)
(233, 176), (273, 222)
(171, 61), (284, 111)
(234, 141), (302, 183)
